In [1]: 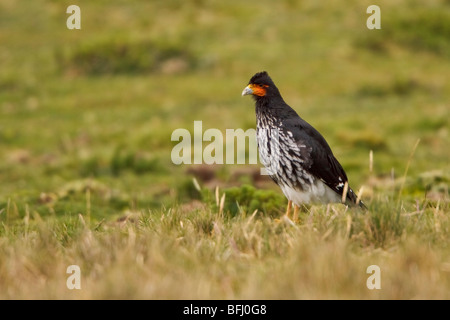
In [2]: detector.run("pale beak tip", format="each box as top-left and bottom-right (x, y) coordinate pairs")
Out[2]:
(242, 86), (253, 96)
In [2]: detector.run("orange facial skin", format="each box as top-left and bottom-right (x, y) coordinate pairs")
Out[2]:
(249, 83), (269, 97)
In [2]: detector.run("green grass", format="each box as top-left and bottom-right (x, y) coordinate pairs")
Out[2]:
(0, 0), (449, 299)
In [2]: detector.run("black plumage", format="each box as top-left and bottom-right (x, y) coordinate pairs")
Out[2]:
(242, 71), (365, 209)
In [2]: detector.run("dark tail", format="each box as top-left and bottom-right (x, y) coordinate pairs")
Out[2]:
(345, 187), (367, 210)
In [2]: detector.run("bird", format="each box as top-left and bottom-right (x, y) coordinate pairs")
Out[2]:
(242, 71), (366, 221)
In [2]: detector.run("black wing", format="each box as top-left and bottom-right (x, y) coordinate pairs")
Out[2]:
(282, 115), (364, 207)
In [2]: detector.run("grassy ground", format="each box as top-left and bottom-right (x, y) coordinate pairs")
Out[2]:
(0, 0), (449, 299)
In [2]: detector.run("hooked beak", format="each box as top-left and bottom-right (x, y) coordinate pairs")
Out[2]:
(242, 85), (253, 96)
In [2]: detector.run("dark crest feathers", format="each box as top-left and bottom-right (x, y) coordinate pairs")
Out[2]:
(249, 71), (275, 86)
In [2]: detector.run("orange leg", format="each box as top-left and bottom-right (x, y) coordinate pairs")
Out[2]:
(285, 200), (292, 219)
(293, 205), (299, 223)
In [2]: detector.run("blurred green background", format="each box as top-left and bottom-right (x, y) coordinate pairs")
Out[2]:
(0, 0), (449, 221)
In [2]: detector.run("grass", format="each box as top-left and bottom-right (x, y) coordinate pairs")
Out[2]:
(1, 197), (449, 299)
(0, 0), (449, 299)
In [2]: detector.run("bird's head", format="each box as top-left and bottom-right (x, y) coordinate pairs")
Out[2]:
(242, 71), (280, 99)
